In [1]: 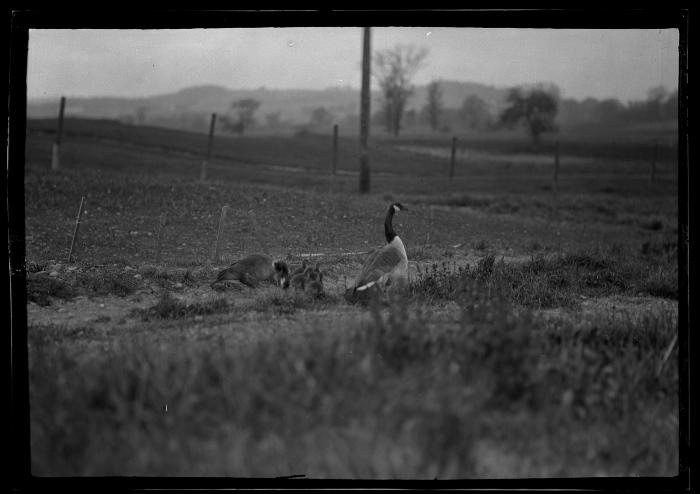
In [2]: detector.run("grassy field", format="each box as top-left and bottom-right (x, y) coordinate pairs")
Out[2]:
(23, 118), (679, 478)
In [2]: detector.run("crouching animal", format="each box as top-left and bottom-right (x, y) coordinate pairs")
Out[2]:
(211, 254), (289, 289)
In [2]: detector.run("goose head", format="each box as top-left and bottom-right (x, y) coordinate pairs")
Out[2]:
(385, 202), (408, 243)
(391, 202), (407, 213)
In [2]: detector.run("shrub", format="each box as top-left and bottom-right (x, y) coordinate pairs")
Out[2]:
(250, 290), (340, 315)
(410, 261), (468, 302)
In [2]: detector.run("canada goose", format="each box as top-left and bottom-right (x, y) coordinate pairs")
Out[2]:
(349, 202), (408, 297)
(211, 254), (289, 289)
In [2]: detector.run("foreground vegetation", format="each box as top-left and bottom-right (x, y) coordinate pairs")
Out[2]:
(29, 273), (678, 477)
(22, 119), (679, 478)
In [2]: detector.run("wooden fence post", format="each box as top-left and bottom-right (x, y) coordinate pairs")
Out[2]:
(332, 124), (339, 176)
(155, 212), (167, 264)
(449, 136), (457, 181)
(67, 195), (85, 263)
(648, 139), (658, 191)
(553, 140), (560, 193)
(200, 113), (217, 182)
(426, 206), (434, 247)
(51, 96), (66, 171)
(213, 205), (229, 262)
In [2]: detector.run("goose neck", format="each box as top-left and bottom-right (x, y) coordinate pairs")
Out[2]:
(384, 206), (397, 243)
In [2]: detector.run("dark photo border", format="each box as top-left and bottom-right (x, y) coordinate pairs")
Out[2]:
(7, 8), (690, 493)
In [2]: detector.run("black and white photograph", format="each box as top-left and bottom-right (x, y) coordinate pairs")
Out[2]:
(8, 9), (688, 486)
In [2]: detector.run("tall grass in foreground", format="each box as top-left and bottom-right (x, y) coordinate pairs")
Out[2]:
(29, 279), (677, 477)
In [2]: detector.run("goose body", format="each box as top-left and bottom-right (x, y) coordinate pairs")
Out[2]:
(355, 236), (408, 291)
(352, 203), (409, 294)
(211, 254), (289, 289)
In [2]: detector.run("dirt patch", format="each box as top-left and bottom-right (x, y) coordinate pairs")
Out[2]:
(27, 290), (159, 329)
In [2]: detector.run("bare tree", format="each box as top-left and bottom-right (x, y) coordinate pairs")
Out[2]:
(499, 86), (558, 148)
(423, 80), (443, 131)
(228, 98), (260, 134)
(373, 44), (428, 137)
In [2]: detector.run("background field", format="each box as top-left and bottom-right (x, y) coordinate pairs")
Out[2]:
(24, 118), (679, 478)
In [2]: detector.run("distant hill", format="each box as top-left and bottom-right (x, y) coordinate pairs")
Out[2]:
(408, 80), (506, 112)
(27, 81), (509, 130)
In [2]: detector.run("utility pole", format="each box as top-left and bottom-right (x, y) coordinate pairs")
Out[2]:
(359, 27), (371, 194)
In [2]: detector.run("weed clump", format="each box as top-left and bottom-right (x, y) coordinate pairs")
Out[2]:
(138, 291), (231, 320)
(75, 270), (140, 297)
(141, 267), (198, 288)
(27, 274), (76, 306)
(410, 261), (469, 302)
(640, 266), (678, 299)
(27, 261), (49, 273)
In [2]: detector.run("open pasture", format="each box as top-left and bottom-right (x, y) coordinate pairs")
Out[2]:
(23, 119), (679, 478)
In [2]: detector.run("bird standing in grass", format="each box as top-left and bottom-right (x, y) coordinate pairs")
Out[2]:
(346, 202), (408, 302)
(211, 254), (289, 289)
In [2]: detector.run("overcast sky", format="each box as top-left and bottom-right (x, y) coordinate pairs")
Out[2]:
(27, 27), (679, 102)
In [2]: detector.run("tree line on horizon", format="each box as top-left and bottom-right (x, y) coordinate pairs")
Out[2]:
(119, 43), (678, 143)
